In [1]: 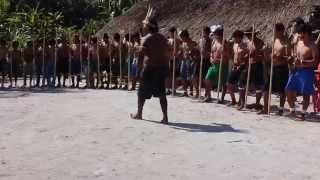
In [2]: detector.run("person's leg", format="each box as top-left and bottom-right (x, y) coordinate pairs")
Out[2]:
(218, 85), (227, 104)
(286, 90), (297, 115)
(203, 80), (212, 102)
(131, 96), (146, 119)
(238, 88), (246, 110)
(300, 95), (310, 120)
(159, 96), (168, 123)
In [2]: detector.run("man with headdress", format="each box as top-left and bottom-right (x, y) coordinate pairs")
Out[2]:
(131, 7), (170, 124)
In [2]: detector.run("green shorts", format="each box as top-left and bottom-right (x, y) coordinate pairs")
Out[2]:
(205, 63), (229, 87)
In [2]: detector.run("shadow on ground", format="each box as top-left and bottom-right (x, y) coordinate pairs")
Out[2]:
(142, 119), (248, 134)
(0, 88), (84, 98)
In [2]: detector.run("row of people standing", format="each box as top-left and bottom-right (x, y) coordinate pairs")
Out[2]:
(166, 21), (320, 120)
(0, 32), (144, 90)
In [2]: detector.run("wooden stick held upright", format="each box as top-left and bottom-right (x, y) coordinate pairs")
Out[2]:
(217, 28), (225, 101)
(97, 37), (101, 87)
(268, 23), (277, 114)
(244, 24), (255, 108)
(128, 26), (132, 90)
(68, 32), (72, 86)
(119, 30), (124, 87)
(198, 32), (204, 100)
(54, 29), (58, 86)
(172, 31), (177, 96)
(109, 38), (113, 86)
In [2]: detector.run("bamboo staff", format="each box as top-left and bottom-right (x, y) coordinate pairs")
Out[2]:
(244, 24), (255, 108)
(68, 32), (73, 87)
(267, 23), (277, 115)
(97, 36), (101, 87)
(32, 39), (36, 87)
(172, 31), (177, 96)
(108, 38), (113, 87)
(80, 31), (83, 77)
(87, 35), (91, 88)
(128, 27), (132, 90)
(9, 28), (13, 87)
(217, 29), (225, 101)
(54, 29), (58, 87)
(119, 30), (124, 88)
(198, 32), (204, 99)
(42, 33), (46, 87)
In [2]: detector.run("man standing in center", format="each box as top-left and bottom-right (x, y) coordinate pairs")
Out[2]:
(131, 8), (170, 124)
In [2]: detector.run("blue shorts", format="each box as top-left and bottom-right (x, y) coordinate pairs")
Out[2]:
(131, 59), (138, 77)
(285, 68), (315, 95)
(180, 58), (191, 81)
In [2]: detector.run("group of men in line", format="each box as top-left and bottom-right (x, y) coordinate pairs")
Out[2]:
(165, 20), (320, 120)
(0, 32), (143, 90)
(1, 18), (320, 121)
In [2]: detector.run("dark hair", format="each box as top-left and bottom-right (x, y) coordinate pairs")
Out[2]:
(203, 26), (211, 35)
(169, 26), (177, 33)
(103, 33), (109, 40)
(179, 29), (189, 39)
(91, 37), (98, 43)
(147, 18), (159, 33)
(27, 41), (32, 47)
(232, 30), (244, 39)
(214, 28), (224, 37)
(49, 39), (55, 46)
(275, 23), (285, 32)
(296, 23), (312, 35)
(113, 33), (120, 41)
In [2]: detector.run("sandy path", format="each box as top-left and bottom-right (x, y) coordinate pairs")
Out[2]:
(0, 89), (320, 180)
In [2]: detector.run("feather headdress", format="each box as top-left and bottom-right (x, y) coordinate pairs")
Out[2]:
(143, 4), (157, 28)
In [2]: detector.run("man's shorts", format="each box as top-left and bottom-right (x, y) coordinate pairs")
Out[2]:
(240, 62), (264, 89)
(138, 65), (169, 99)
(285, 67), (315, 96)
(264, 64), (289, 94)
(205, 62), (229, 88)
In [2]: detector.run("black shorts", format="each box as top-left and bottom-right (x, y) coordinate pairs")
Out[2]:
(138, 66), (169, 99)
(57, 58), (69, 74)
(202, 58), (211, 78)
(111, 61), (120, 76)
(264, 65), (289, 94)
(71, 58), (81, 75)
(190, 61), (200, 79)
(0, 59), (7, 73)
(228, 64), (246, 85)
(240, 62), (264, 89)
(169, 58), (180, 77)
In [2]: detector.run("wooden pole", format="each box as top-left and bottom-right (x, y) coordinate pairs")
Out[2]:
(97, 36), (101, 87)
(54, 29), (58, 87)
(244, 24), (255, 108)
(172, 31), (177, 96)
(68, 32), (72, 87)
(268, 23), (277, 114)
(109, 38), (113, 87)
(217, 29), (225, 101)
(198, 32), (204, 100)
(128, 26), (132, 90)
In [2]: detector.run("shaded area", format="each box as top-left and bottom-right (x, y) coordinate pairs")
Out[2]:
(142, 119), (248, 134)
(0, 88), (84, 98)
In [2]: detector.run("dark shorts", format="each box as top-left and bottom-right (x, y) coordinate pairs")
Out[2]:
(264, 65), (289, 94)
(138, 66), (169, 99)
(169, 58), (180, 77)
(90, 60), (98, 73)
(111, 61), (120, 76)
(228, 64), (246, 86)
(57, 58), (69, 74)
(72, 58), (81, 75)
(240, 62), (264, 89)
(100, 58), (109, 73)
(190, 61), (200, 79)
(180, 58), (191, 81)
(0, 59), (7, 73)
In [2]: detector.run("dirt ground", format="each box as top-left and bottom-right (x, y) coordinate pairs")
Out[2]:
(0, 87), (320, 180)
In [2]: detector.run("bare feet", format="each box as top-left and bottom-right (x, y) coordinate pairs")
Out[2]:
(227, 101), (237, 107)
(130, 114), (142, 120)
(257, 109), (267, 115)
(161, 116), (169, 124)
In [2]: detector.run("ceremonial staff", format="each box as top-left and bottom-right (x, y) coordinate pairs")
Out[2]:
(268, 23), (277, 114)
(198, 32), (204, 99)
(244, 24), (255, 108)
(54, 29), (58, 87)
(108, 37), (113, 87)
(217, 28), (225, 101)
(172, 31), (177, 96)
(68, 31), (73, 87)
(128, 26), (132, 90)
(119, 30), (124, 88)
(97, 36), (101, 87)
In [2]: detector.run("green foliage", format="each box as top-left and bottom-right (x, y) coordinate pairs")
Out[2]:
(0, 0), (138, 45)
